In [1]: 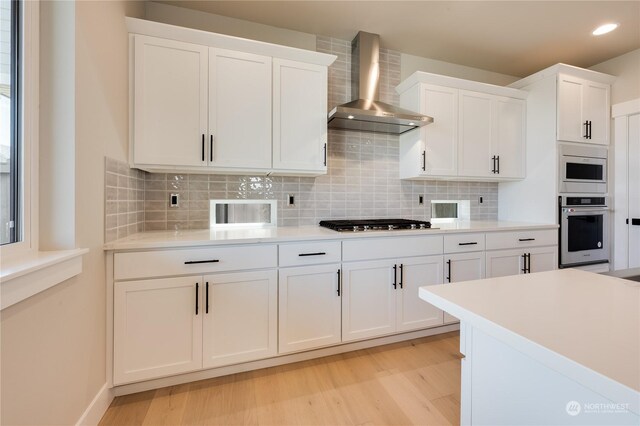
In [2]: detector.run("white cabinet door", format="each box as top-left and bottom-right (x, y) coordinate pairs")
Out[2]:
(114, 277), (202, 385)
(444, 252), (485, 323)
(558, 74), (610, 145)
(133, 36), (208, 168)
(342, 260), (397, 342)
(273, 59), (328, 172)
(396, 255), (445, 332)
(209, 48), (272, 169)
(494, 97), (525, 179)
(421, 85), (458, 177)
(202, 270), (277, 368)
(459, 90), (494, 178)
(557, 74), (585, 143)
(583, 81), (610, 145)
(278, 264), (342, 354)
(486, 249), (525, 278)
(528, 246), (558, 273)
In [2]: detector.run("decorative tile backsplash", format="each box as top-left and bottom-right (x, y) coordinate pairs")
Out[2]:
(104, 158), (145, 242)
(105, 35), (498, 239)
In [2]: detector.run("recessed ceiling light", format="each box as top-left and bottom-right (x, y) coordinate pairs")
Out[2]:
(592, 23), (619, 36)
(409, 122), (415, 126)
(347, 115), (354, 119)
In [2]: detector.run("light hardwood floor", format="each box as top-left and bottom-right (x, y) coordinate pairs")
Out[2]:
(100, 331), (461, 426)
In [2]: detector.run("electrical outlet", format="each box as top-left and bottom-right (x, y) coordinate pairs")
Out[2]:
(170, 193), (179, 207)
(287, 194), (295, 206)
(418, 194), (424, 205)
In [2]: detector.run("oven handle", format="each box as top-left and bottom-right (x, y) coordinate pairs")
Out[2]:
(562, 208), (609, 213)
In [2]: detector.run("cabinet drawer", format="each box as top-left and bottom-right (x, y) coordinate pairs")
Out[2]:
(444, 233), (486, 253)
(114, 245), (277, 280)
(342, 235), (443, 262)
(279, 241), (341, 267)
(485, 229), (557, 250)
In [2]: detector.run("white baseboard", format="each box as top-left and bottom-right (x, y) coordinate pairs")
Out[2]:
(76, 383), (114, 426)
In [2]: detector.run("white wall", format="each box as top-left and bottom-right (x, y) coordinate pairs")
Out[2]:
(590, 48), (640, 105)
(145, 2), (520, 87)
(401, 53), (519, 85)
(0, 1), (144, 425)
(145, 1), (317, 51)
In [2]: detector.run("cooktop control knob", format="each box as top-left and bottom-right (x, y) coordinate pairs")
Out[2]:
(388, 224), (395, 230)
(419, 223), (427, 229)
(353, 226), (359, 232)
(410, 224), (417, 229)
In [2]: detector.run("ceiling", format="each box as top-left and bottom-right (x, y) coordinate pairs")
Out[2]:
(153, 1), (640, 77)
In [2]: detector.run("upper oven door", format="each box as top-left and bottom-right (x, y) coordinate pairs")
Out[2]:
(559, 155), (607, 193)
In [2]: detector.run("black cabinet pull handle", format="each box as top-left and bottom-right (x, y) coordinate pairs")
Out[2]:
(588, 121), (592, 139)
(399, 264), (404, 289)
(337, 269), (341, 296)
(521, 254), (527, 274)
(184, 259), (220, 265)
(422, 150), (426, 171)
(392, 264), (397, 289)
(446, 259), (451, 283)
(496, 155), (500, 174)
(210, 135), (213, 162)
(458, 242), (478, 246)
(201, 134), (205, 161)
(323, 143), (327, 166)
(491, 156), (496, 174)
(195, 282), (199, 315)
(584, 121), (589, 138)
(205, 282), (209, 314)
(527, 253), (531, 273)
(298, 252), (326, 257)
(631, 218), (640, 226)
(519, 238), (535, 242)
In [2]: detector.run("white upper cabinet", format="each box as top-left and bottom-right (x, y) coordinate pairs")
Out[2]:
(400, 85), (458, 178)
(458, 90), (494, 178)
(273, 59), (328, 173)
(557, 74), (610, 145)
(397, 72), (526, 181)
(209, 48), (272, 170)
(128, 19), (336, 175)
(494, 96), (526, 179)
(133, 36), (208, 168)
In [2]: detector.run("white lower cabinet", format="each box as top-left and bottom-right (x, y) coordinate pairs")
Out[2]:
(113, 270), (277, 385)
(486, 246), (558, 278)
(444, 252), (485, 324)
(278, 264), (342, 354)
(342, 256), (445, 342)
(396, 256), (446, 332)
(202, 270), (278, 368)
(114, 277), (203, 385)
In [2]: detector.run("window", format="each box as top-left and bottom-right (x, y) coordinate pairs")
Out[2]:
(1, 0), (19, 245)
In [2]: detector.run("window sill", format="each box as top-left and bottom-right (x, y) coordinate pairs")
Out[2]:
(0, 248), (89, 310)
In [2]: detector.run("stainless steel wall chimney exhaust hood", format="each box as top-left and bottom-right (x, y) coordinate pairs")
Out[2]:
(327, 31), (433, 135)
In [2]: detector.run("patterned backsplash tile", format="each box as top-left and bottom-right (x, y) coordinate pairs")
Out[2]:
(104, 35), (498, 240)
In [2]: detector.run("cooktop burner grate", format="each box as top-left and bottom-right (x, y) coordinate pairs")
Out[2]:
(319, 219), (432, 232)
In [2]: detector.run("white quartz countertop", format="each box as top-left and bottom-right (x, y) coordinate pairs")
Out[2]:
(419, 269), (640, 410)
(103, 220), (558, 250)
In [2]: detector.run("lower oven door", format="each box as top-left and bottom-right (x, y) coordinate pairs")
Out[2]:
(560, 208), (609, 266)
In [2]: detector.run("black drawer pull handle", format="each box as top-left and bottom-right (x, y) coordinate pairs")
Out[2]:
(185, 259), (220, 265)
(458, 242), (478, 246)
(337, 269), (341, 296)
(446, 259), (451, 283)
(631, 218), (640, 226)
(298, 252), (326, 257)
(519, 238), (535, 242)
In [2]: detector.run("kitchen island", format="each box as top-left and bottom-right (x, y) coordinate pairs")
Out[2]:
(419, 269), (640, 425)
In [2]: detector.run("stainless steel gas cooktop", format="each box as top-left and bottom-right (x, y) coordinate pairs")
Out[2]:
(319, 219), (432, 232)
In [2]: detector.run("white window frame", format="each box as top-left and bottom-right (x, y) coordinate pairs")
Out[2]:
(0, 0), (38, 261)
